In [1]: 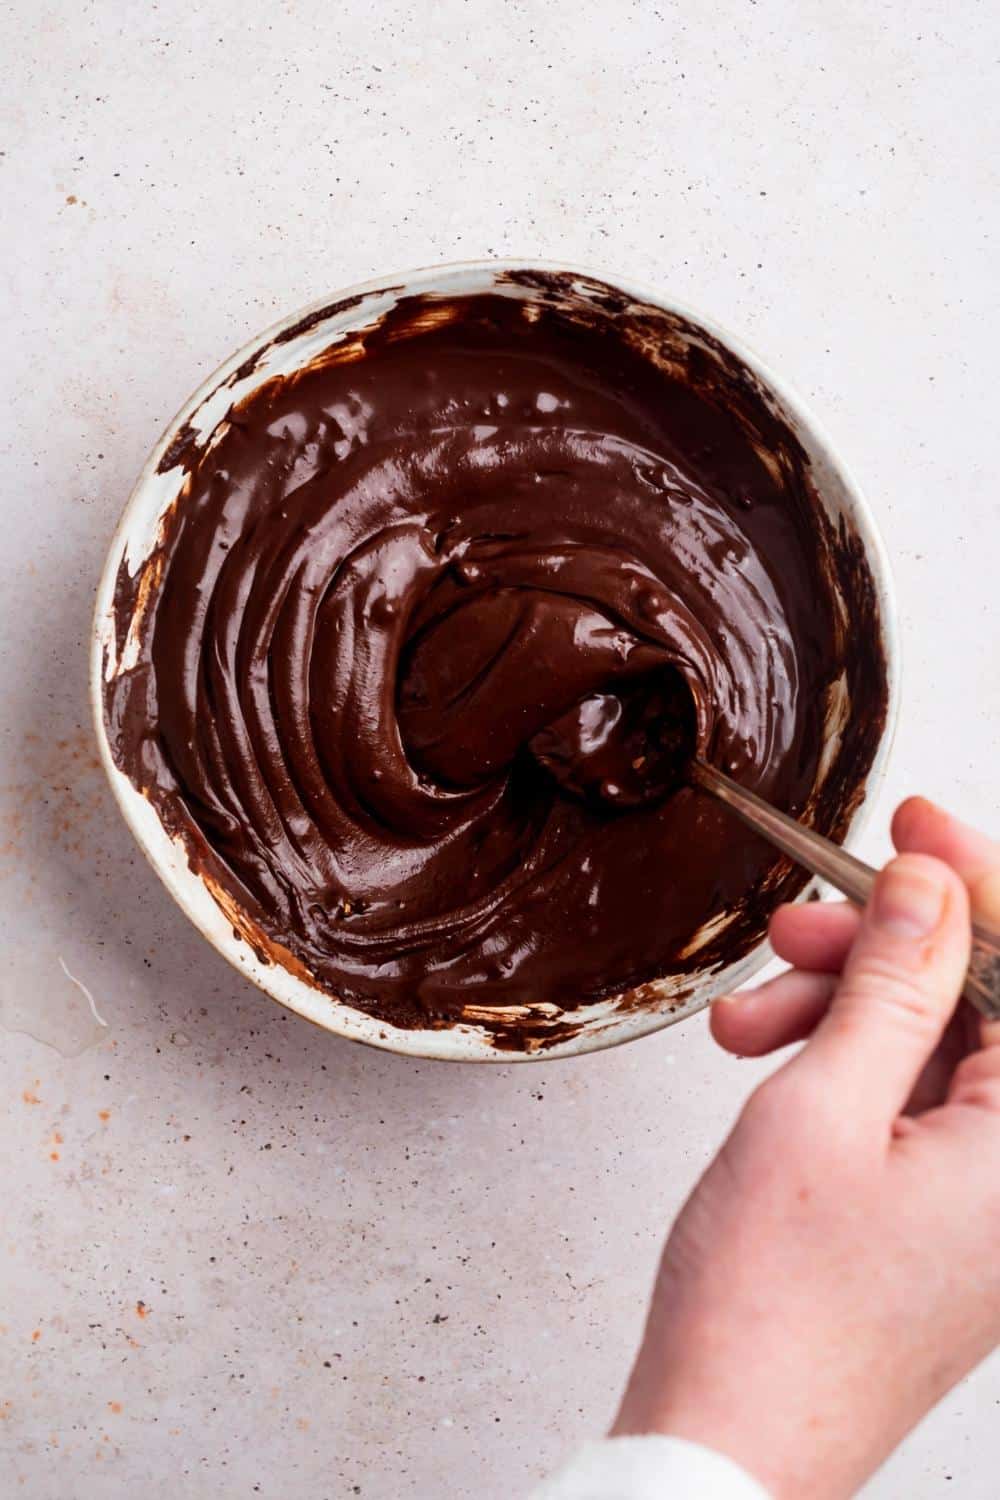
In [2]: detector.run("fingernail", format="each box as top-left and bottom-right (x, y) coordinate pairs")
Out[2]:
(711, 992), (738, 1006)
(872, 859), (946, 939)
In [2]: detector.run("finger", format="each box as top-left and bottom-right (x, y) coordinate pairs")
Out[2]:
(892, 796), (1000, 883)
(789, 853), (971, 1128)
(769, 901), (860, 972)
(947, 1039), (1000, 1115)
(893, 798), (1000, 1048)
(711, 969), (836, 1056)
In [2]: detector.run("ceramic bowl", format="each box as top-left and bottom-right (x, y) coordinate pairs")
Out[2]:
(91, 261), (900, 1062)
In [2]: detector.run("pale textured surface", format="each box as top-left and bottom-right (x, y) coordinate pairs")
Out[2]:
(2, 2), (999, 1496)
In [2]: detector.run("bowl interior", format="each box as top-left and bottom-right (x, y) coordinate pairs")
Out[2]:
(91, 261), (899, 1061)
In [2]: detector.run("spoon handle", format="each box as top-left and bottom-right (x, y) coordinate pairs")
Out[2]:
(691, 759), (1000, 1022)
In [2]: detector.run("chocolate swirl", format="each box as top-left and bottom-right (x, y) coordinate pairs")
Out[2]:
(107, 285), (887, 1032)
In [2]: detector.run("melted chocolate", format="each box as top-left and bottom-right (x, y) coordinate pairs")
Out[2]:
(107, 282), (888, 1037)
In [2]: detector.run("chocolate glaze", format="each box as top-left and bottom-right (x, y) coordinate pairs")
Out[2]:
(107, 280), (888, 1039)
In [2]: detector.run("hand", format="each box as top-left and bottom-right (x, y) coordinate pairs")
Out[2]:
(613, 798), (1000, 1499)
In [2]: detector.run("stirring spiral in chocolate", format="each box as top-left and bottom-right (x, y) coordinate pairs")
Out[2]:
(107, 283), (887, 1035)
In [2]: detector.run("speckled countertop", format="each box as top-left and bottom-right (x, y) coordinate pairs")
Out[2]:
(3, 3), (1000, 1496)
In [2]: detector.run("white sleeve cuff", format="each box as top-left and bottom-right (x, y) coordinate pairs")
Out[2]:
(529, 1434), (772, 1500)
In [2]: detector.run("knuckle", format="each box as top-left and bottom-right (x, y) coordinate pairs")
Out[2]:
(953, 1082), (1000, 1115)
(741, 1070), (815, 1134)
(738, 1079), (788, 1135)
(738, 1072), (857, 1176)
(836, 955), (944, 1031)
(951, 1052), (1000, 1114)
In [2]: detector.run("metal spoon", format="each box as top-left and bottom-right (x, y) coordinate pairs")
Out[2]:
(690, 758), (1000, 1022)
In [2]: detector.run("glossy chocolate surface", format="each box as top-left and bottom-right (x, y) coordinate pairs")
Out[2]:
(107, 282), (887, 1035)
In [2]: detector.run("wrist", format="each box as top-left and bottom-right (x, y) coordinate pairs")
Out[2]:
(614, 1363), (859, 1500)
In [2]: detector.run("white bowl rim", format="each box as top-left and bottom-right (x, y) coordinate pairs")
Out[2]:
(90, 257), (902, 1063)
